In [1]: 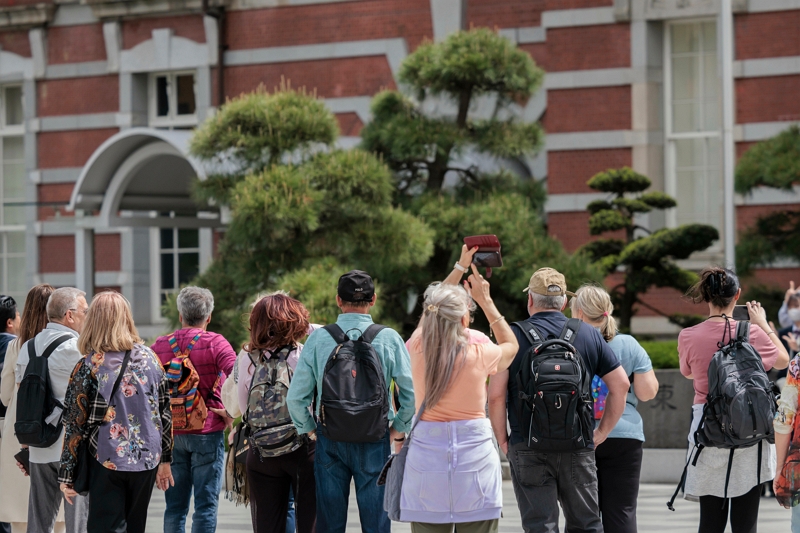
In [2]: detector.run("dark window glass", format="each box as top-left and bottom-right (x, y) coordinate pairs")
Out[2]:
(178, 229), (199, 249)
(178, 253), (199, 285)
(156, 76), (169, 117)
(160, 228), (173, 249)
(160, 253), (175, 290)
(176, 75), (196, 116)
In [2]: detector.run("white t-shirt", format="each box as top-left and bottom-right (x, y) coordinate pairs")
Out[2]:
(15, 323), (81, 464)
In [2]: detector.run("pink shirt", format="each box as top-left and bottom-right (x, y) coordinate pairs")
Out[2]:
(152, 328), (237, 434)
(679, 320), (779, 404)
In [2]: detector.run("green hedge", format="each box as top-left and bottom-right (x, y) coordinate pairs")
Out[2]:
(637, 339), (679, 369)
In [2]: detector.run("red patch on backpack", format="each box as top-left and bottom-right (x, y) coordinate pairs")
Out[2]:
(352, 369), (357, 378)
(554, 365), (561, 371)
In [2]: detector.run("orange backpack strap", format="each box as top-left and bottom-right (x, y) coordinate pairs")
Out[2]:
(165, 333), (203, 382)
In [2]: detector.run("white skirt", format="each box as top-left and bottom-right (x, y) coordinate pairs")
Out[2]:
(684, 404), (776, 499)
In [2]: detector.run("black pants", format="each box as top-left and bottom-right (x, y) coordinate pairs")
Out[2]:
(595, 438), (643, 533)
(86, 460), (157, 533)
(246, 440), (316, 533)
(698, 484), (760, 533)
(508, 442), (603, 533)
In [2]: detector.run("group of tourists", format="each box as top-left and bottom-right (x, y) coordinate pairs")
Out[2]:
(0, 243), (798, 533)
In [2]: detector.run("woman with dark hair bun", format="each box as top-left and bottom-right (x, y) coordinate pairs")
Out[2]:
(679, 266), (789, 533)
(236, 291), (319, 533)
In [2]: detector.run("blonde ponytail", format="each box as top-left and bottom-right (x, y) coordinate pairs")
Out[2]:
(570, 285), (618, 342)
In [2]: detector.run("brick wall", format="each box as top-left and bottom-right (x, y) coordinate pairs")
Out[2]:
(736, 204), (800, 234)
(749, 268), (800, 292)
(37, 183), (74, 220)
(47, 24), (106, 64)
(336, 113), (364, 136)
(37, 128), (118, 169)
(37, 76), (119, 117)
(547, 210), (627, 252)
(226, 0), (433, 51)
(543, 0), (613, 8)
(736, 141), (757, 161)
(539, 24), (630, 72)
(95, 233), (120, 272)
(122, 14), (206, 49)
(736, 75), (800, 124)
(548, 148), (632, 194)
(39, 235), (74, 274)
(0, 30), (31, 57)
(735, 11), (800, 60)
(543, 86), (631, 133)
(634, 287), (706, 317)
(224, 57), (396, 100)
(466, 0), (543, 29)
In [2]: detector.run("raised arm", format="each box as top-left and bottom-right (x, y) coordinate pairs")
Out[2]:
(465, 265), (518, 369)
(488, 370), (510, 454)
(443, 245), (478, 286)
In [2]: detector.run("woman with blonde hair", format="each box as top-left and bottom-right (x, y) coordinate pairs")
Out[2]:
(0, 285), (60, 533)
(570, 284), (659, 533)
(58, 291), (174, 533)
(401, 245), (518, 532)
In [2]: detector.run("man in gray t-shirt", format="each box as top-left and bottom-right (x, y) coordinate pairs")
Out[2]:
(16, 288), (89, 533)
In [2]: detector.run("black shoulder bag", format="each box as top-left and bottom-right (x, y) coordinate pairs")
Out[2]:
(73, 349), (131, 494)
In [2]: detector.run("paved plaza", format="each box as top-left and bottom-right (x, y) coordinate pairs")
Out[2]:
(144, 482), (790, 532)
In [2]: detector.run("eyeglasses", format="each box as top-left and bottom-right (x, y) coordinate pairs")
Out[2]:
(66, 307), (88, 316)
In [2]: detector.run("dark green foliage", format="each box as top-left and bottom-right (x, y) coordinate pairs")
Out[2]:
(581, 168), (718, 330)
(638, 340), (679, 369)
(735, 127), (800, 275)
(586, 167), (650, 194)
(735, 125), (800, 195)
(361, 28), (544, 192)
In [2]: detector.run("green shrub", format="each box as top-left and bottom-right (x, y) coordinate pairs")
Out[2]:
(638, 339), (679, 369)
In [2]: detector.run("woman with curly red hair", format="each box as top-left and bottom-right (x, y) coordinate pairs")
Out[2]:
(236, 291), (319, 533)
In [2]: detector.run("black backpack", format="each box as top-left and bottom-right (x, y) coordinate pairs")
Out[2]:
(319, 324), (388, 443)
(668, 319), (777, 509)
(513, 318), (593, 452)
(15, 334), (74, 448)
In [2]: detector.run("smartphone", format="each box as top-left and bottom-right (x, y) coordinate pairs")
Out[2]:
(463, 235), (503, 278)
(14, 448), (29, 476)
(732, 305), (750, 321)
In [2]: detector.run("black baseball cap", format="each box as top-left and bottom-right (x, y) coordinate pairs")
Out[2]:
(338, 270), (374, 302)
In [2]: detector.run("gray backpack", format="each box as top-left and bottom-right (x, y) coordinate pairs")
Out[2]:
(668, 319), (777, 509)
(243, 345), (304, 458)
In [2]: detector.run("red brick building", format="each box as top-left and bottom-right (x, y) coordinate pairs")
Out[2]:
(0, 0), (795, 335)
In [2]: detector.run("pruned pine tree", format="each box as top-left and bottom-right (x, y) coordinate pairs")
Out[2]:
(735, 125), (800, 275)
(579, 167), (719, 330)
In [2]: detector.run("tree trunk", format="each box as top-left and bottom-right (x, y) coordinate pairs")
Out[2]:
(426, 144), (452, 191)
(618, 275), (637, 332)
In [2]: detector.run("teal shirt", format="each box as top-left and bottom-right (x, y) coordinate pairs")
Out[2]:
(287, 313), (415, 435)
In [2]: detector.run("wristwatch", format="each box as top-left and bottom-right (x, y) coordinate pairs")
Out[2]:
(453, 262), (469, 273)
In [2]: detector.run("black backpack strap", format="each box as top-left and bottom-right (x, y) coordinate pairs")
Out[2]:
(723, 448), (735, 500)
(512, 321), (545, 348)
(559, 318), (582, 345)
(667, 444), (701, 511)
(736, 320), (751, 343)
(360, 324), (386, 344)
(323, 324), (348, 345)
(108, 350), (132, 404)
(31, 334), (73, 360)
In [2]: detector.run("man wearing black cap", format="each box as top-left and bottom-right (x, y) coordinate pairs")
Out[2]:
(287, 270), (415, 533)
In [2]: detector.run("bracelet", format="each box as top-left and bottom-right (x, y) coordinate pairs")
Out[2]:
(453, 262), (469, 273)
(767, 330), (777, 337)
(393, 437), (406, 442)
(489, 315), (506, 328)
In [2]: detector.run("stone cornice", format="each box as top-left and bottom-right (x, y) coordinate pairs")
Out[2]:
(0, 4), (55, 30)
(83, 0), (228, 20)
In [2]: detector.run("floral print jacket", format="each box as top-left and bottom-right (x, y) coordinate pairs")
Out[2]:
(58, 344), (173, 485)
(775, 355), (800, 507)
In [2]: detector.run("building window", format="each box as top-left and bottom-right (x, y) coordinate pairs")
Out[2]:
(664, 21), (722, 239)
(149, 72), (197, 128)
(0, 85), (25, 303)
(159, 228), (199, 304)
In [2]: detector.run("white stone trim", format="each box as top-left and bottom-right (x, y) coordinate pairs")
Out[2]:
(541, 7), (617, 28)
(737, 121), (800, 142)
(747, 0), (800, 12)
(546, 130), (664, 151)
(545, 192), (607, 213)
(0, 49), (34, 80)
(323, 96), (372, 124)
(203, 16), (219, 67)
(734, 56), (800, 78)
(51, 4), (98, 27)
(45, 60), (108, 80)
(29, 28), (46, 79)
(38, 167), (82, 184)
(229, 0), (352, 8)
(39, 112), (120, 132)
(545, 68), (638, 89)
(498, 27), (547, 44)
(430, 0), (464, 42)
(736, 185), (800, 206)
(120, 29), (213, 74)
(522, 90), (547, 123)
(104, 22), (121, 73)
(224, 38), (409, 77)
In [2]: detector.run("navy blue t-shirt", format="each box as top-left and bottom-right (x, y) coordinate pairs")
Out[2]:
(506, 311), (620, 447)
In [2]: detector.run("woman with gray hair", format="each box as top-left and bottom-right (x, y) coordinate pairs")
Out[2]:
(400, 245), (518, 532)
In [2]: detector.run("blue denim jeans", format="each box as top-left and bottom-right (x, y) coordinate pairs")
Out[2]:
(286, 486), (295, 533)
(164, 432), (225, 533)
(315, 424), (390, 533)
(793, 504), (800, 533)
